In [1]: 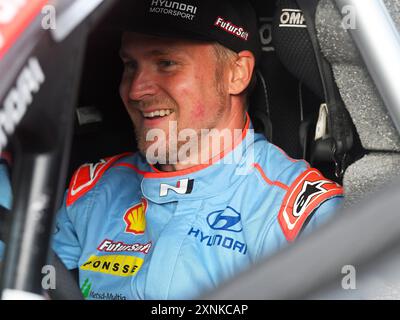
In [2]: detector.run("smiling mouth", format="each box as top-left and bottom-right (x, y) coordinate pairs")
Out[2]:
(142, 109), (174, 119)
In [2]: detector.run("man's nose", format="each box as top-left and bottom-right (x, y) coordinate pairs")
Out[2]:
(128, 69), (158, 101)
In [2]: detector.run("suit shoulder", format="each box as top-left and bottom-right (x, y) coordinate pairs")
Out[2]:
(252, 142), (310, 190)
(254, 143), (343, 242)
(66, 152), (136, 207)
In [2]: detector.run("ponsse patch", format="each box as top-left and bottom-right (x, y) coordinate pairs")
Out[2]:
(80, 255), (144, 277)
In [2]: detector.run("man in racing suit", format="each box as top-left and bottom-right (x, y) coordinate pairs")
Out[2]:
(2, 0), (344, 300)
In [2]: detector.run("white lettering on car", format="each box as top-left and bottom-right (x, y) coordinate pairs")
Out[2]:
(0, 57), (45, 152)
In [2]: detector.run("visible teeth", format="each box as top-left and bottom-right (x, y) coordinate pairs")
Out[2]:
(143, 110), (173, 118)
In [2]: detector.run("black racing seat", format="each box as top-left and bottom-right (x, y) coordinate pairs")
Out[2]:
(251, 0), (306, 159)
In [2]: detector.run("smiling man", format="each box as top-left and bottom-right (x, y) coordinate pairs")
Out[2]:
(121, 36), (228, 165)
(118, 31), (254, 169)
(50, 0), (344, 300)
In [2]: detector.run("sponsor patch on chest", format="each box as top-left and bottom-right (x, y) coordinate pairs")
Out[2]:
(123, 198), (148, 235)
(80, 255), (144, 277)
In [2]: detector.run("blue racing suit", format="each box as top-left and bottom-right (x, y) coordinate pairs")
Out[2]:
(52, 117), (343, 300)
(0, 159), (12, 210)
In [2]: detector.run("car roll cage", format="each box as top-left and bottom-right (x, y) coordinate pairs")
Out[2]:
(0, 0), (117, 299)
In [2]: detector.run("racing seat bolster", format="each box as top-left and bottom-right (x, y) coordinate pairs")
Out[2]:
(316, 0), (400, 206)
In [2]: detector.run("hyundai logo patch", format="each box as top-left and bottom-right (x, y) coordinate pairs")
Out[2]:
(207, 207), (242, 232)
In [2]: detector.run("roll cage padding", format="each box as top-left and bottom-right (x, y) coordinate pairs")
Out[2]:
(0, 0), (117, 299)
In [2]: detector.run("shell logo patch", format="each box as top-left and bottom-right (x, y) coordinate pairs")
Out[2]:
(278, 168), (343, 242)
(123, 198), (148, 235)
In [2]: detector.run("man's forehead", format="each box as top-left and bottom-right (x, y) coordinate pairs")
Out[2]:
(121, 33), (175, 52)
(120, 32), (211, 56)
(122, 32), (174, 44)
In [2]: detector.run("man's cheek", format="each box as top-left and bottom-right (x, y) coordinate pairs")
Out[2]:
(191, 103), (206, 121)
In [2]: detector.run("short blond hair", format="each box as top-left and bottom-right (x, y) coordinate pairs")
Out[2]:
(212, 42), (238, 66)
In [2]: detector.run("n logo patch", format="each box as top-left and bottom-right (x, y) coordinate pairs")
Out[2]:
(159, 178), (194, 197)
(278, 168), (343, 242)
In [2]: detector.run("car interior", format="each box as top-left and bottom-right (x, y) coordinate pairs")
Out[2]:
(2, 0), (400, 300)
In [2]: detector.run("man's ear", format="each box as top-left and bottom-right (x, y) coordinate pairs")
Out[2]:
(228, 50), (255, 95)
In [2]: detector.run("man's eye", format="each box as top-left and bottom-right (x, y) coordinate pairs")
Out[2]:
(158, 60), (176, 68)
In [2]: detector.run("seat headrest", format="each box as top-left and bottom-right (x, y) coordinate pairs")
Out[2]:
(272, 0), (324, 100)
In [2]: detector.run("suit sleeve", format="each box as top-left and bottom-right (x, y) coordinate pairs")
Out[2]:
(277, 168), (343, 242)
(299, 195), (343, 238)
(52, 193), (82, 270)
(0, 163), (12, 210)
(258, 195), (343, 260)
(51, 156), (124, 271)
(256, 163), (344, 259)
